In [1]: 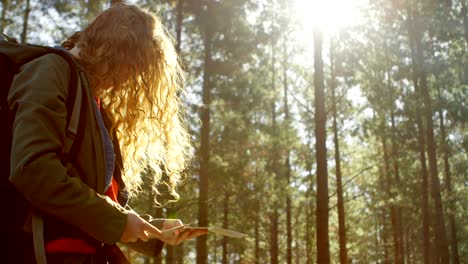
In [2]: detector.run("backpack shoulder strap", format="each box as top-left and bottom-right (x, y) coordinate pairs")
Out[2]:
(28, 49), (84, 264)
(36, 46), (84, 161)
(32, 208), (46, 264)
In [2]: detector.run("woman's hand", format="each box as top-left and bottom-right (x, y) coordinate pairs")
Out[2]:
(120, 211), (162, 243)
(120, 213), (208, 245)
(159, 219), (208, 246)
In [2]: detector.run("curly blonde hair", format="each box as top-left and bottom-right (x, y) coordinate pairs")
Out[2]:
(63, 4), (191, 202)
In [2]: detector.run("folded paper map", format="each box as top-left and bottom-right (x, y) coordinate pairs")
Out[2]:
(160, 225), (248, 238)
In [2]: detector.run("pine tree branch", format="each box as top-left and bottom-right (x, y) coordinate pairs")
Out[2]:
(328, 163), (376, 199)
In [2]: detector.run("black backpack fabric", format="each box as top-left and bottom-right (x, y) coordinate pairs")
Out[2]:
(0, 34), (82, 259)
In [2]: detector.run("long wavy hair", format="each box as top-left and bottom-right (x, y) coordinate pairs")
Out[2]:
(63, 4), (191, 202)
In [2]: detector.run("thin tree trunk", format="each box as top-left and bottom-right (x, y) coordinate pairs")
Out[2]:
(20, 0), (30, 44)
(154, 209), (164, 264)
(383, 40), (404, 263)
(169, 4), (184, 262)
(176, 244), (184, 264)
(269, 37), (279, 264)
(390, 110), (404, 264)
(314, 29), (330, 264)
(374, 214), (379, 263)
(305, 200), (312, 264)
(330, 40), (348, 264)
(305, 130), (314, 264)
(437, 87), (460, 264)
(196, 12), (212, 264)
(417, 101), (431, 264)
(254, 193), (260, 264)
(405, 4), (431, 263)
(253, 166), (261, 264)
(294, 207), (300, 264)
(461, 0), (468, 46)
(413, 5), (450, 263)
(282, 29), (293, 264)
(175, 0), (183, 54)
(165, 209), (175, 264)
(405, 228), (411, 264)
(222, 192), (229, 264)
(165, 245), (174, 263)
(381, 131), (401, 264)
(378, 165), (390, 264)
(144, 167), (163, 264)
(269, 211), (279, 264)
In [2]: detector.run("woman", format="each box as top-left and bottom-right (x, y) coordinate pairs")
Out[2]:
(8, 3), (206, 263)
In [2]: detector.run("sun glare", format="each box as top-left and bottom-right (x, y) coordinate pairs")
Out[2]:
(292, 0), (366, 36)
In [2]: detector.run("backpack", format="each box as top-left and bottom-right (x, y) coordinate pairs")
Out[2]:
(0, 33), (83, 262)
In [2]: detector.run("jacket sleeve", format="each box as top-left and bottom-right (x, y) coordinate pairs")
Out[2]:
(8, 53), (127, 245)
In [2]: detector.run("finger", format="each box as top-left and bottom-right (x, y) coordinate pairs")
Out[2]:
(144, 221), (162, 237)
(161, 224), (188, 234)
(140, 230), (150, 242)
(186, 229), (209, 240)
(121, 234), (138, 243)
(176, 228), (206, 244)
(175, 229), (192, 245)
(179, 229), (192, 240)
(163, 219), (184, 229)
(195, 229), (209, 237)
(127, 236), (138, 243)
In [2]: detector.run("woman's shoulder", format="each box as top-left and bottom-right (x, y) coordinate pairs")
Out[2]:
(9, 53), (73, 105)
(23, 52), (72, 76)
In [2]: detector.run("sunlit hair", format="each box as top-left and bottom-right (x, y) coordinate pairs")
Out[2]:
(62, 4), (191, 203)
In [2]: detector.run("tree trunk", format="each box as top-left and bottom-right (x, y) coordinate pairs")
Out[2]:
(269, 211), (279, 264)
(196, 12), (212, 264)
(269, 35), (279, 264)
(330, 40), (348, 264)
(383, 39), (405, 263)
(378, 166), (390, 264)
(390, 110), (404, 264)
(254, 166), (261, 264)
(405, 4), (431, 263)
(144, 167), (164, 264)
(314, 29), (330, 264)
(413, 5), (450, 263)
(294, 207), (300, 264)
(461, 0), (468, 46)
(437, 88), (460, 264)
(153, 206), (164, 264)
(405, 227), (411, 264)
(165, 209), (176, 264)
(175, 0), (184, 54)
(416, 100), (431, 264)
(282, 30), (293, 264)
(305, 132), (313, 264)
(254, 195), (260, 264)
(176, 244), (184, 264)
(165, 245), (174, 264)
(168, 4), (184, 262)
(222, 192), (229, 264)
(20, 0), (30, 44)
(381, 131), (401, 264)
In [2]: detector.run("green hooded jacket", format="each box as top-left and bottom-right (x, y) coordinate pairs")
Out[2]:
(8, 53), (165, 256)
